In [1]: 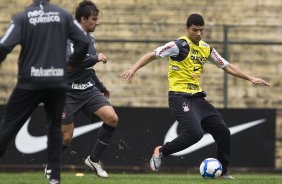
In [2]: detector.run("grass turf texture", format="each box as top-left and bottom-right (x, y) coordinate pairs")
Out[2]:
(0, 173), (282, 184)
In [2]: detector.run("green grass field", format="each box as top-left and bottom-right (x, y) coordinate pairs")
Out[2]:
(0, 172), (282, 184)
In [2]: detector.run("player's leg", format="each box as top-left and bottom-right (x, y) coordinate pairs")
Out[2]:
(201, 114), (231, 177)
(84, 90), (118, 177)
(43, 88), (66, 182)
(61, 104), (77, 147)
(62, 123), (74, 147)
(95, 105), (118, 128)
(84, 106), (117, 178)
(45, 96), (83, 179)
(150, 94), (203, 171)
(159, 116), (203, 155)
(0, 88), (39, 157)
(90, 105), (118, 159)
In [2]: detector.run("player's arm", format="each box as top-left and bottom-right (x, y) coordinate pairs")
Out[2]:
(0, 18), (22, 63)
(83, 35), (107, 67)
(0, 42), (10, 62)
(223, 63), (271, 86)
(209, 47), (270, 86)
(120, 51), (157, 81)
(121, 41), (179, 81)
(79, 53), (107, 68)
(66, 39), (106, 68)
(67, 15), (89, 67)
(77, 37), (107, 68)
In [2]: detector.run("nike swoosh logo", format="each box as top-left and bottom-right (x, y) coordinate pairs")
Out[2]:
(15, 118), (103, 154)
(164, 119), (266, 156)
(193, 67), (201, 71)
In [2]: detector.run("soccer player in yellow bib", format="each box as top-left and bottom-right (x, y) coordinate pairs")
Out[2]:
(121, 14), (270, 179)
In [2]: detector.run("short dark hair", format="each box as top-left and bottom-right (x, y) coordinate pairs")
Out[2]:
(186, 14), (205, 27)
(75, 0), (100, 22)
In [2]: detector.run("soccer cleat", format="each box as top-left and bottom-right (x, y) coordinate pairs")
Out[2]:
(220, 175), (235, 179)
(85, 156), (108, 178)
(150, 146), (163, 171)
(49, 179), (60, 184)
(44, 165), (51, 179)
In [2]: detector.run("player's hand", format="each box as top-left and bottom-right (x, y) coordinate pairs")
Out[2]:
(103, 89), (110, 99)
(120, 69), (135, 81)
(250, 77), (271, 86)
(98, 53), (107, 64)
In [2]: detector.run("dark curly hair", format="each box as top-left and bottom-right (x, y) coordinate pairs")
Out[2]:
(75, 0), (100, 22)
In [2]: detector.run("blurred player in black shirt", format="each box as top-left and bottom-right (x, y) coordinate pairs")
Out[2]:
(48, 0), (118, 178)
(0, 0), (89, 183)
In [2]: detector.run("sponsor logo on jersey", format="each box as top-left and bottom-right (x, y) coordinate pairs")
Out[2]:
(71, 81), (94, 90)
(28, 10), (61, 26)
(193, 66), (201, 72)
(187, 83), (200, 90)
(211, 49), (224, 65)
(171, 65), (180, 71)
(31, 66), (64, 77)
(190, 49), (207, 64)
(190, 55), (207, 64)
(159, 43), (174, 55)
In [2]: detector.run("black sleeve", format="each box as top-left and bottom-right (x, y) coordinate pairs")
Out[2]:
(92, 70), (107, 92)
(79, 35), (99, 67)
(0, 17), (22, 62)
(66, 15), (90, 66)
(0, 45), (10, 62)
(78, 55), (99, 68)
(66, 39), (99, 68)
(170, 39), (190, 61)
(174, 39), (190, 53)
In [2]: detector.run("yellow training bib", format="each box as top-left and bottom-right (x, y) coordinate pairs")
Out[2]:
(168, 36), (211, 93)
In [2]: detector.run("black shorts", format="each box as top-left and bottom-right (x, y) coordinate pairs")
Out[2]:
(62, 88), (111, 125)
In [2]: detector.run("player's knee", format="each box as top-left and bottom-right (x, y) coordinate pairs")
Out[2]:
(182, 130), (203, 144)
(63, 137), (72, 146)
(181, 130), (203, 145)
(63, 133), (73, 146)
(191, 131), (204, 143)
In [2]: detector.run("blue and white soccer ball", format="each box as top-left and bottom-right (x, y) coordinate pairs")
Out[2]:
(199, 158), (222, 179)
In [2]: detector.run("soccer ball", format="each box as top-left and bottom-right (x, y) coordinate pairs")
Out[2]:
(199, 158), (222, 179)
